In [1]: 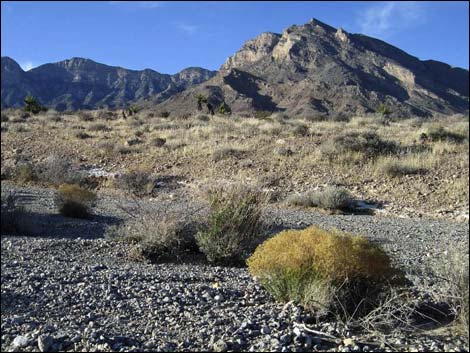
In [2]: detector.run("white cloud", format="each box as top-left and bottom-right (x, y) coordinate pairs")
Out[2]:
(174, 21), (198, 35)
(357, 1), (426, 39)
(19, 61), (35, 71)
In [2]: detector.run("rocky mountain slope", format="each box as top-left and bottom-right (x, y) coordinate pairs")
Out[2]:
(1, 57), (216, 111)
(156, 18), (469, 118)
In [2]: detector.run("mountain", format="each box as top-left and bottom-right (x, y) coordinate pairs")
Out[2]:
(155, 19), (469, 118)
(1, 57), (216, 110)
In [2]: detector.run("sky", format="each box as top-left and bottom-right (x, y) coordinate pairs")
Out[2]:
(1, 1), (469, 74)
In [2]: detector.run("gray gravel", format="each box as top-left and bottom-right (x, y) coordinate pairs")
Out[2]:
(1, 182), (469, 352)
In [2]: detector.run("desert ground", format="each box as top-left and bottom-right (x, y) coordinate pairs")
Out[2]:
(1, 109), (469, 352)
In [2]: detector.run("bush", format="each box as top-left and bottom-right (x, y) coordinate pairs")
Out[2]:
(14, 163), (36, 182)
(152, 137), (166, 147)
(75, 131), (92, 139)
(88, 123), (109, 132)
(247, 226), (405, 317)
(36, 154), (86, 186)
(55, 184), (96, 219)
(1, 192), (28, 234)
(78, 111), (94, 121)
(160, 111), (170, 118)
(292, 124), (309, 137)
(321, 131), (398, 161)
(1, 114), (9, 122)
(195, 185), (267, 265)
(115, 170), (155, 197)
(286, 187), (354, 211)
(376, 157), (427, 177)
(426, 126), (466, 143)
(106, 211), (198, 262)
(212, 147), (245, 162)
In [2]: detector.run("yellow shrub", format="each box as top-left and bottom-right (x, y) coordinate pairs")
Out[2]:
(55, 184), (96, 219)
(247, 226), (404, 316)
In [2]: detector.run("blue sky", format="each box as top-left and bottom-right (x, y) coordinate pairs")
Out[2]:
(1, 1), (468, 74)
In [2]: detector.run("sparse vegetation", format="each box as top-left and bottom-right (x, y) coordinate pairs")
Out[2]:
(55, 184), (97, 219)
(286, 187), (354, 211)
(115, 170), (155, 197)
(247, 226), (405, 317)
(196, 184), (267, 265)
(425, 125), (466, 143)
(212, 147), (245, 162)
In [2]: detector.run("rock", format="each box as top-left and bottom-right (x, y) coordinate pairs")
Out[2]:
(12, 335), (29, 348)
(261, 326), (271, 335)
(343, 338), (356, 347)
(213, 340), (228, 352)
(38, 335), (54, 352)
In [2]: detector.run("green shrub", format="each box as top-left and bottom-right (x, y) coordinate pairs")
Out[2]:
(195, 185), (267, 265)
(247, 226), (404, 317)
(24, 95), (46, 115)
(55, 184), (96, 219)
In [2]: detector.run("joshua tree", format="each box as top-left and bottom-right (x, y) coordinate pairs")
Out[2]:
(196, 94), (207, 111)
(23, 95), (45, 114)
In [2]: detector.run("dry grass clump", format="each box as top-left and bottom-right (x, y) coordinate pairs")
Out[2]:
(212, 146), (245, 162)
(106, 211), (198, 262)
(114, 170), (155, 197)
(195, 184), (267, 265)
(286, 187), (354, 211)
(432, 251), (469, 340)
(55, 184), (97, 219)
(247, 226), (405, 317)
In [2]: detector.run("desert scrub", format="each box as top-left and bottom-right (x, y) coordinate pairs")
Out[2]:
(115, 170), (155, 197)
(286, 187), (354, 211)
(375, 155), (429, 177)
(1, 192), (28, 235)
(196, 184), (267, 265)
(55, 184), (97, 219)
(36, 154), (86, 186)
(247, 226), (405, 317)
(424, 125), (466, 143)
(212, 147), (245, 162)
(14, 162), (37, 183)
(106, 211), (197, 262)
(88, 123), (109, 132)
(321, 130), (398, 162)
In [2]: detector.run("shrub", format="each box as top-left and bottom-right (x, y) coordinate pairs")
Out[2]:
(286, 187), (354, 211)
(247, 226), (405, 317)
(292, 124), (309, 137)
(36, 154), (86, 186)
(74, 131), (91, 139)
(14, 163), (36, 182)
(152, 137), (166, 147)
(321, 131), (397, 161)
(55, 184), (96, 219)
(195, 184), (267, 265)
(1, 114), (9, 122)
(106, 211), (197, 262)
(24, 95), (46, 115)
(1, 192), (28, 234)
(115, 170), (155, 197)
(212, 147), (245, 162)
(426, 125), (466, 143)
(376, 157), (427, 177)
(255, 111), (273, 119)
(78, 111), (94, 121)
(114, 145), (132, 155)
(196, 114), (210, 122)
(88, 123), (108, 132)
(160, 111), (170, 118)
